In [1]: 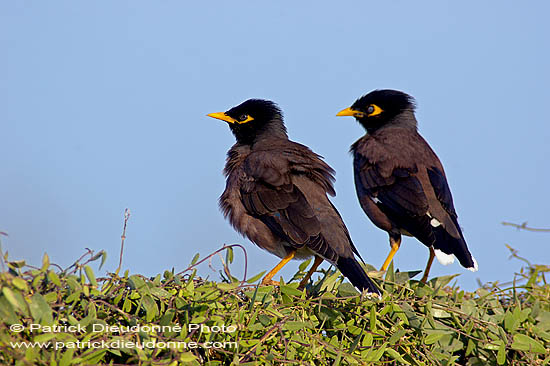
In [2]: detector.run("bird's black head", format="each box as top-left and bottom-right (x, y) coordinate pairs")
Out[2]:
(208, 99), (286, 145)
(337, 90), (416, 133)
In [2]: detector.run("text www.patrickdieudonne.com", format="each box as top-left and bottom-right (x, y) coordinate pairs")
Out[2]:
(8, 323), (238, 350)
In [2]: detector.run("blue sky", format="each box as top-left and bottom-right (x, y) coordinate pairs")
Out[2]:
(1, 1), (549, 290)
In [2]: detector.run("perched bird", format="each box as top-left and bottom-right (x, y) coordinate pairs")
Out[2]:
(336, 90), (477, 282)
(208, 99), (379, 293)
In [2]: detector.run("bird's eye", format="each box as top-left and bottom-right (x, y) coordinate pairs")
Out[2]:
(366, 104), (383, 116)
(239, 114), (248, 121)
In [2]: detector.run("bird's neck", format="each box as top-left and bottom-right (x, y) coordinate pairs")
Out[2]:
(234, 118), (288, 146)
(386, 109), (418, 130)
(366, 109), (418, 134)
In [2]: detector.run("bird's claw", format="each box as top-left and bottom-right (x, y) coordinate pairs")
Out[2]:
(261, 279), (280, 287)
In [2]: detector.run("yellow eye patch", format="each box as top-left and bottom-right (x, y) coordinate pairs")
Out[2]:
(207, 112), (255, 124)
(237, 115), (254, 124)
(336, 105), (383, 119)
(367, 104), (383, 117)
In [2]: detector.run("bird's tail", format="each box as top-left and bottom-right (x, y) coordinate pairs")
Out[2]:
(336, 256), (380, 294)
(433, 225), (478, 272)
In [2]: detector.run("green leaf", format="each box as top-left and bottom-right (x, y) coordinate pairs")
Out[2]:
(511, 334), (546, 353)
(190, 253), (200, 265)
(504, 306), (528, 333)
(283, 321), (309, 331)
(392, 304), (409, 325)
(389, 329), (407, 345)
(430, 274), (460, 288)
(0, 297), (18, 324)
(365, 342), (387, 362)
(280, 285), (303, 297)
(34, 333), (58, 343)
(41, 253), (50, 271)
(12, 277), (29, 291)
(128, 275), (147, 291)
(179, 352), (197, 362)
(337, 283), (358, 297)
(217, 282), (239, 291)
(319, 270), (340, 292)
(432, 308), (452, 318)
(258, 314), (271, 326)
(465, 338), (475, 356)
(2, 287), (26, 311)
(29, 293), (53, 324)
(424, 332), (444, 345)
(298, 258), (312, 272)
(8, 260), (26, 269)
(225, 246), (234, 264)
(369, 306), (377, 332)
(59, 348), (75, 366)
(385, 348), (410, 365)
(43, 292), (58, 303)
(246, 271), (266, 284)
(394, 270), (421, 284)
(47, 271), (62, 287)
(65, 291), (82, 304)
(149, 286), (172, 299)
(385, 261), (395, 282)
(141, 295), (159, 322)
(84, 265), (97, 287)
(497, 341), (506, 365)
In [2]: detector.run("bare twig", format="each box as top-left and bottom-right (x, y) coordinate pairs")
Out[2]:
(63, 248), (94, 274)
(0, 231), (8, 272)
(116, 208), (131, 275)
(168, 244), (249, 287)
(502, 221), (550, 232)
(239, 317), (289, 363)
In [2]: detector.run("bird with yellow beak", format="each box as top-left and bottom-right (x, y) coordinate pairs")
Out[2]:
(208, 99), (380, 293)
(337, 90), (477, 283)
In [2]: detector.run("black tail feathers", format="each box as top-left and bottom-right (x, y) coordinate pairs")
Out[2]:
(336, 256), (380, 295)
(432, 225), (476, 270)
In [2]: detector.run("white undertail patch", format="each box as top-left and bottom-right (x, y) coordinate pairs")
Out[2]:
(434, 249), (455, 266)
(467, 256), (479, 272)
(430, 218), (442, 227)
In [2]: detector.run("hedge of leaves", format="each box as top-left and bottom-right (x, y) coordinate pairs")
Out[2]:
(0, 246), (549, 366)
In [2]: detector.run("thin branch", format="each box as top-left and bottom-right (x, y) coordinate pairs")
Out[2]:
(239, 317), (289, 363)
(0, 231), (8, 272)
(116, 208), (131, 275)
(166, 244), (248, 287)
(502, 221), (550, 232)
(63, 248), (94, 274)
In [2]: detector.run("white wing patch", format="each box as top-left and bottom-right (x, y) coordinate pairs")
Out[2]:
(370, 196), (381, 204)
(427, 212), (442, 227)
(434, 249), (455, 265)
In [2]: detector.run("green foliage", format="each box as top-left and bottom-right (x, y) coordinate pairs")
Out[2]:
(0, 247), (549, 366)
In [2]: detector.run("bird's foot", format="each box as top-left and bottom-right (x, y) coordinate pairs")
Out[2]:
(261, 278), (280, 287)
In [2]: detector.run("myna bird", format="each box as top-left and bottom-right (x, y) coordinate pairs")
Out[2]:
(336, 90), (477, 283)
(208, 99), (379, 293)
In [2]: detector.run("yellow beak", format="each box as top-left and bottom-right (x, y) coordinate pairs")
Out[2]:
(207, 112), (238, 124)
(336, 107), (358, 117)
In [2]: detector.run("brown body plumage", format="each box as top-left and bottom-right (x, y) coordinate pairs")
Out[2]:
(210, 99), (379, 293)
(337, 90), (477, 282)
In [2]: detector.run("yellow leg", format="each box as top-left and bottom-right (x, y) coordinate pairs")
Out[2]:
(380, 236), (401, 271)
(261, 250), (296, 286)
(420, 247), (436, 283)
(298, 256), (324, 289)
